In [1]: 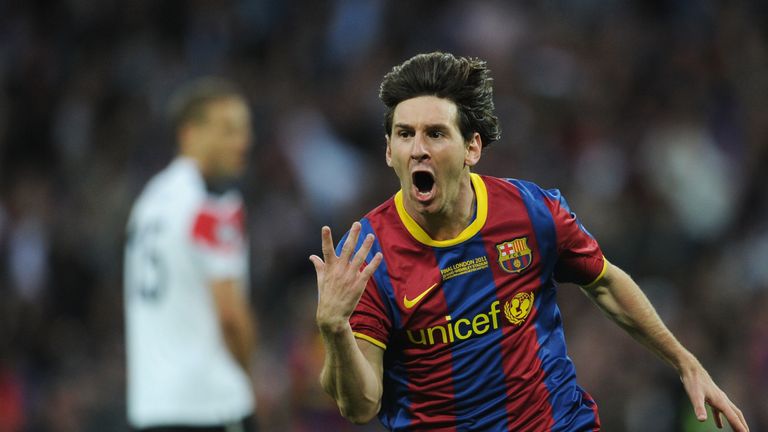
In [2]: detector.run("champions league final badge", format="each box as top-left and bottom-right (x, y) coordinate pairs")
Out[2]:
(496, 237), (532, 274)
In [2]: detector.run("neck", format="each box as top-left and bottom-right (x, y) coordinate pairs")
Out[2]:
(406, 173), (476, 241)
(180, 150), (213, 181)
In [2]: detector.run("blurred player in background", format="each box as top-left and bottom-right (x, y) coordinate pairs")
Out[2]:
(310, 52), (749, 431)
(124, 78), (258, 431)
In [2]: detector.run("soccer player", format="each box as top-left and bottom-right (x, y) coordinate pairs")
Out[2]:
(124, 78), (258, 431)
(310, 52), (749, 431)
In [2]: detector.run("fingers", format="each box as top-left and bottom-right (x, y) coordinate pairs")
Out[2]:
(350, 233), (376, 269)
(309, 254), (325, 275)
(682, 365), (750, 432)
(360, 252), (383, 281)
(705, 394), (750, 432)
(316, 221), (381, 280)
(339, 222), (361, 261)
(688, 386), (707, 422)
(718, 401), (749, 432)
(320, 226), (335, 263)
(712, 407), (723, 428)
(733, 404), (749, 432)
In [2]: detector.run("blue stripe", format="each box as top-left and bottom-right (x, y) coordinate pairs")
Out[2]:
(434, 236), (509, 430)
(509, 179), (598, 430)
(357, 219), (402, 329)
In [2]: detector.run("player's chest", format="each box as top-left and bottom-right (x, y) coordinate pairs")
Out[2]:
(385, 226), (546, 329)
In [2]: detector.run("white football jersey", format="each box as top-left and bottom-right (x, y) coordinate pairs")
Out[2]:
(124, 157), (253, 427)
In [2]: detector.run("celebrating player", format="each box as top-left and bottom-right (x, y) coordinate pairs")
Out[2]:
(310, 52), (749, 431)
(124, 78), (258, 431)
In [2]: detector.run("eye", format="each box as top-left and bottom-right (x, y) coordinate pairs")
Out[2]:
(397, 129), (413, 138)
(427, 129), (445, 139)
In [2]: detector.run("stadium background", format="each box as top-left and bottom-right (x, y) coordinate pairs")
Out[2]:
(0, 1), (766, 431)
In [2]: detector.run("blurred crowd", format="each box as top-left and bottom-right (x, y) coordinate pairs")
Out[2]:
(0, 1), (766, 431)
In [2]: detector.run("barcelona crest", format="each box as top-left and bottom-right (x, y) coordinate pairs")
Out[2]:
(496, 237), (532, 273)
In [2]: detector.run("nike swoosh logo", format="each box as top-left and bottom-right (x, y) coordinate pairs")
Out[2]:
(403, 283), (438, 309)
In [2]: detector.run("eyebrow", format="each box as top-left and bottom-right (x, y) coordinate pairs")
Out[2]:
(393, 122), (451, 130)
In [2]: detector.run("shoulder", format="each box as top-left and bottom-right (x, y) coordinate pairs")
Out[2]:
(360, 195), (397, 228)
(482, 175), (564, 204)
(129, 160), (206, 226)
(336, 195), (400, 253)
(158, 160), (205, 202)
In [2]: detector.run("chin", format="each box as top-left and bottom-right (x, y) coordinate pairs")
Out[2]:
(411, 197), (441, 215)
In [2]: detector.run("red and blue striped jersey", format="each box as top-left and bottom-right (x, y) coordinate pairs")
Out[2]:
(341, 174), (607, 431)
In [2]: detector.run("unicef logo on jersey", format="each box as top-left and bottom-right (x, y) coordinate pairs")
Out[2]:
(405, 291), (536, 346)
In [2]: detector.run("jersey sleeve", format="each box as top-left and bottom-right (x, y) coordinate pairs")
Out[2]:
(350, 278), (391, 350)
(543, 189), (607, 286)
(190, 200), (248, 281)
(335, 226), (392, 350)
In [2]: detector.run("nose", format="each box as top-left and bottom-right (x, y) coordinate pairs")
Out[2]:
(410, 132), (430, 161)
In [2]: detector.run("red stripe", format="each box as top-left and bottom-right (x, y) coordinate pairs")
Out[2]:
(373, 204), (457, 430)
(543, 194), (604, 285)
(587, 391), (601, 431)
(399, 292), (458, 430)
(482, 177), (555, 431)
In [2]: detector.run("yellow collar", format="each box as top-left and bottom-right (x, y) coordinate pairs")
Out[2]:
(394, 173), (488, 247)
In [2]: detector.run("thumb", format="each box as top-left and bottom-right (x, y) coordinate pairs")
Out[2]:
(309, 255), (325, 276)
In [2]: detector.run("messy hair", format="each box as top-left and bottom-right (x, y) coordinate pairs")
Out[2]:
(379, 52), (501, 148)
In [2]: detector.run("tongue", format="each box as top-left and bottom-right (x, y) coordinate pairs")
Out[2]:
(414, 185), (434, 202)
(412, 172), (434, 202)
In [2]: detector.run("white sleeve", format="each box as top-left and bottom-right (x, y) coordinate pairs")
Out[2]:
(189, 200), (247, 281)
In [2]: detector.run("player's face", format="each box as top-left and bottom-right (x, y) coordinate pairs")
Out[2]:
(198, 97), (252, 179)
(386, 95), (481, 217)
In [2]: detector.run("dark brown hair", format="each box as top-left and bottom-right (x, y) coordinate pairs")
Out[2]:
(379, 52), (501, 148)
(166, 77), (243, 131)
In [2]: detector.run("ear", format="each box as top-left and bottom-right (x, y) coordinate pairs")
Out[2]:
(385, 135), (393, 167)
(464, 132), (482, 167)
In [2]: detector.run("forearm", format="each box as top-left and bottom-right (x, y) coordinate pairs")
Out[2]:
(212, 279), (256, 375)
(222, 305), (256, 374)
(584, 263), (750, 430)
(583, 263), (697, 372)
(319, 322), (382, 424)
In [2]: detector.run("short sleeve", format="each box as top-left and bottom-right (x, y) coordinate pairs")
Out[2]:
(335, 227), (392, 350)
(544, 190), (606, 286)
(190, 198), (247, 281)
(350, 278), (391, 350)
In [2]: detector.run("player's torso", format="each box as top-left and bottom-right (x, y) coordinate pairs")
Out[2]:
(125, 159), (206, 312)
(365, 175), (596, 431)
(124, 158), (252, 425)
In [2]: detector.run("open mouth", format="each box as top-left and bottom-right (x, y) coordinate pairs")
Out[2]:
(412, 171), (435, 200)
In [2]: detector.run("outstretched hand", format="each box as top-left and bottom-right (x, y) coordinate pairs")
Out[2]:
(310, 222), (383, 334)
(681, 363), (749, 431)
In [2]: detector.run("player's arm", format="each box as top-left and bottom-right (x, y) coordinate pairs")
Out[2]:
(310, 222), (384, 424)
(318, 327), (384, 424)
(191, 202), (255, 378)
(211, 278), (256, 375)
(581, 261), (749, 432)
